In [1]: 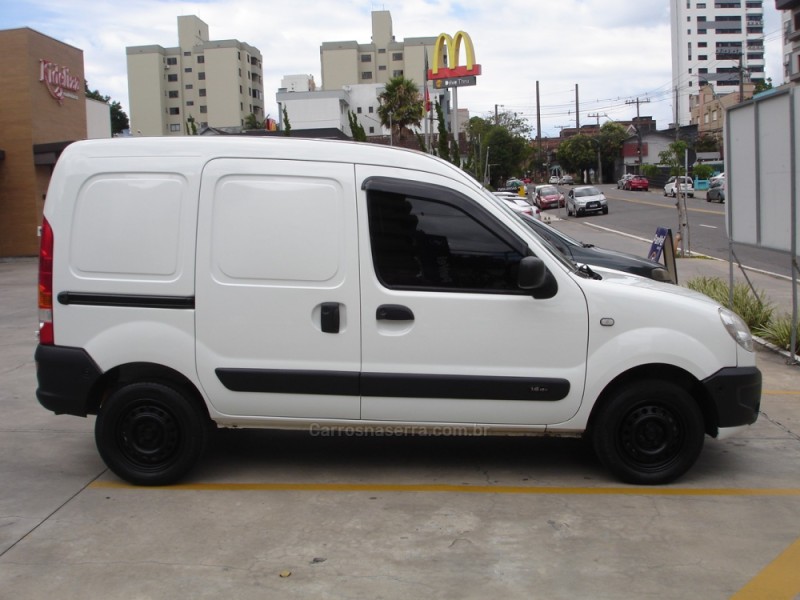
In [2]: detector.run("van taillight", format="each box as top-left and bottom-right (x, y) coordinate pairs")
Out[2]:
(38, 218), (54, 345)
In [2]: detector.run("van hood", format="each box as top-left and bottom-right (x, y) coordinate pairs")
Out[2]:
(587, 266), (719, 306)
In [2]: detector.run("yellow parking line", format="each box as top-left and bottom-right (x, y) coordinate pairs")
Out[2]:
(606, 193), (723, 216)
(763, 389), (800, 396)
(731, 536), (800, 600)
(90, 481), (800, 496)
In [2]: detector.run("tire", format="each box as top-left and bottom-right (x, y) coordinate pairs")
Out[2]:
(602, 206), (609, 215)
(95, 381), (209, 486)
(592, 380), (704, 485)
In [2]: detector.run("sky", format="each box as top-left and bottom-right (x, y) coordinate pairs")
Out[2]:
(0, 0), (785, 137)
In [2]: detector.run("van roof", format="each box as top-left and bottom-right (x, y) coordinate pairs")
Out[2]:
(58, 136), (479, 190)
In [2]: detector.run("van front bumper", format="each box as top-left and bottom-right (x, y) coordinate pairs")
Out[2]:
(702, 366), (761, 430)
(35, 345), (103, 417)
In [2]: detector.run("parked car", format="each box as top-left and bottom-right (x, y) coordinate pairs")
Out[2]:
(560, 174), (574, 185)
(664, 175), (694, 198)
(518, 214), (673, 283)
(549, 175), (561, 184)
(617, 174), (633, 189)
(624, 175), (649, 191)
(706, 179), (726, 203)
(493, 192), (542, 219)
(533, 184), (565, 210)
(710, 172), (725, 184)
(505, 178), (526, 191)
(566, 186), (608, 216)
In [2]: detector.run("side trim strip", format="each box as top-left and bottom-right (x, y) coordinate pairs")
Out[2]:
(57, 292), (195, 309)
(216, 369), (569, 402)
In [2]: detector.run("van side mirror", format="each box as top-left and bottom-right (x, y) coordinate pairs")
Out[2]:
(518, 256), (557, 298)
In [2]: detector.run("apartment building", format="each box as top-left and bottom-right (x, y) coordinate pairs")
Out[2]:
(127, 15), (263, 136)
(778, 0), (800, 82)
(671, 0), (766, 126)
(320, 11), (435, 92)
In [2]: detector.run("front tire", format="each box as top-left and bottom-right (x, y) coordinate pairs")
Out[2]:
(95, 381), (209, 486)
(592, 380), (704, 485)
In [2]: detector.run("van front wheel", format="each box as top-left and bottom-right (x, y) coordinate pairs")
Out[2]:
(592, 380), (704, 485)
(95, 382), (208, 486)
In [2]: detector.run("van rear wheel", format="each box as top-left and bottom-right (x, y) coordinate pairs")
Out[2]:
(592, 380), (704, 485)
(95, 382), (208, 486)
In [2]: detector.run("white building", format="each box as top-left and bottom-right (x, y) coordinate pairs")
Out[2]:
(779, 0), (800, 82)
(670, 0), (766, 126)
(126, 15), (264, 136)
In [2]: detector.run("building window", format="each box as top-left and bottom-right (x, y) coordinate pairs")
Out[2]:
(168, 90), (179, 98)
(361, 54), (372, 62)
(369, 106), (374, 113)
(378, 65), (387, 71)
(392, 70), (404, 77)
(167, 74), (178, 82)
(199, 89), (206, 97)
(198, 72), (206, 80)
(184, 51), (191, 56)
(697, 2), (706, 6)
(200, 106), (207, 113)
(699, 55), (708, 60)
(169, 107), (180, 115)
(166, 57), (177, 65)
(392, 52), (403, 61)
(185, 84), (193, 90)
(369, 127), (375, 133)
(184, 67), (192, 73)
(186, 101), (194, 106)
(361, 71), (373, 80)
(357, 107), (362, 114)
(698, 42), (707, 47)
(197, 55), (204, 63)
(378, 49), (386, 54)
(169, 124), (181, 132)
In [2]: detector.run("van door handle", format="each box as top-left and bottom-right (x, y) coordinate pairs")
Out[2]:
(376, 304), (414, 321)
(320, 302), (340, 333)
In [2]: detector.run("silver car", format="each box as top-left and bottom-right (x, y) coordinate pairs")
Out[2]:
(566, 186), (608, 217)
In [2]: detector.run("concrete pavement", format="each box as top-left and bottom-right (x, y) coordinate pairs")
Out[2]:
(1, 240), (799, 599)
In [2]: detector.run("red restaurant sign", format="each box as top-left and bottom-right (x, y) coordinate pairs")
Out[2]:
(40, 59), (80, 104)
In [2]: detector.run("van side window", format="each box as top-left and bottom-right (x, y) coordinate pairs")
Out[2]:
(367, 190), (524, 292)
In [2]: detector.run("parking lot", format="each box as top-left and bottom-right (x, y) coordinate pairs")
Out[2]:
(2, 257), (800, 599)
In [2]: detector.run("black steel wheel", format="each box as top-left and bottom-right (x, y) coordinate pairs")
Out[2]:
(95, 382), (208, 486)
(592, 380), (704, 485)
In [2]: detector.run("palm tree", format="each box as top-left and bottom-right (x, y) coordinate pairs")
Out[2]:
(377, 76), (424, 143)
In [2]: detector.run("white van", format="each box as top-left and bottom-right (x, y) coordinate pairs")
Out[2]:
(35, 137), (761, 486)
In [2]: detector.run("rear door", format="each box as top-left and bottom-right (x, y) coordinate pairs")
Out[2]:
(356, 166), (589, 426)
(195, 159), (361, 420)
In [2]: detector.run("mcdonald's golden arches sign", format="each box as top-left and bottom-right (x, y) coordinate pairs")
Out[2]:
(427, 31), (482, 81)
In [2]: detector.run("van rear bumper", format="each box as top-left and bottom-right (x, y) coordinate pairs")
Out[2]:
(701, 366), (761, 429)
(35, 345), (103, 417)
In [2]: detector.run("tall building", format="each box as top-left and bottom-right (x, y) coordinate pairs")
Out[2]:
(320, 11), (435, 92)
(778, 0), (800, 82)
(670, 0), (766, 126)
(127, 15), (263, 136)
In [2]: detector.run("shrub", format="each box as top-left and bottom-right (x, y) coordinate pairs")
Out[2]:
(686, 276), (774, 330)
(754, 314), (800, 354)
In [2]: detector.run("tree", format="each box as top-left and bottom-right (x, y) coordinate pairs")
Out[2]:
(556, 134), (597, 177)
(482, 126), (528, 187)
(435, 101), (450, 159)
(659, 140), (691, 256)
(754, 77), (773, 94)
(347, 111), (367, 141)
(244, 113), (263, 130)
(85, 81), (129, 135)
(186, 115), (197, 135)
(282, 105), (291, 136)
(377, 76), (424, 142)
(695, 133), (719, 153)
(598, 122), (628, 182)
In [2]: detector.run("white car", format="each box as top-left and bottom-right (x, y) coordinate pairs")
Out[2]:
(664, 175), (695, 198)
(566, 186), (608, 217)
(493, 192), (541, 220)
(549, 175), (560, 184)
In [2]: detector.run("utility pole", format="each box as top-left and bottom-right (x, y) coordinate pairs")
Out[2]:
(588, 112), (603, 184)
(626, 97), (650, 173)
(575, 84), (580, 130)
(536, 81), (541, 151)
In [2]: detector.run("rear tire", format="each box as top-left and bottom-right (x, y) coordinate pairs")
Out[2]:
(95, 381), (209, 486)
(592, 380), (704, 485)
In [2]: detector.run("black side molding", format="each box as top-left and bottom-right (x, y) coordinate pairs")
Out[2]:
(216, 369), (569, 402)
(57, 292), (195, 309)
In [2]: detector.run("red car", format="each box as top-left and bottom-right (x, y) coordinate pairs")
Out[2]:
(624, 175), (649, 191)
(533, 184), (565, 210)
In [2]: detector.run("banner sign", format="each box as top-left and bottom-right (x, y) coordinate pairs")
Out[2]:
(433, 76), (477, 89)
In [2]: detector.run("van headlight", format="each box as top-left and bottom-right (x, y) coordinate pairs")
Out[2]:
(719, 307), (754, 352)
